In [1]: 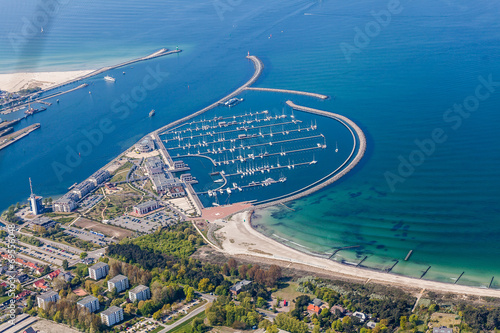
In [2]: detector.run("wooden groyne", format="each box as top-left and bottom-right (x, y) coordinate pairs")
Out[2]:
(420, 266), (431, 279)
(155, 55), (263, 136)
(357, 256), (368, 267)
(254, 100), (366, 209)
(387, 260), (399, 273)
(329, 245), (360, 259)
(405, 250), (413, 261)
(244, 87), (328, 100)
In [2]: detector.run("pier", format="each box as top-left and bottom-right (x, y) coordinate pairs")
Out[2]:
(244, 87), (328, 100)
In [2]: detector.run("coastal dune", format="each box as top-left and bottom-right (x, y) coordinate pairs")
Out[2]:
(0, 70), (94, 93)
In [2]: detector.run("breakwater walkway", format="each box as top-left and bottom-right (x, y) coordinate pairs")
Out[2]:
(156, 55), (263, 137)
(254, 100), (366, 208)
(244, 87), (328, 100)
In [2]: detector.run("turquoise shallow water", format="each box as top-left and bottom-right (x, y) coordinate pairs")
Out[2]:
(1, 0), (499, 287)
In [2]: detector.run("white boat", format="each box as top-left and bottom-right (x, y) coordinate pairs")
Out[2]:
(104, 75), (116, 82)
(214, 179), (224, 183)
(335, 141), (338, 152)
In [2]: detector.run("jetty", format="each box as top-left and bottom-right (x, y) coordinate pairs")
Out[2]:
(0, 123), (40, 151)
(244, 87), (328, 100)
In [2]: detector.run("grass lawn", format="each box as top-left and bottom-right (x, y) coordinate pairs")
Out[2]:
(430, 313), (461, 333)
(273, 281), (309, 302)
(110, 161), (133, 183)
(169, 312), (206, 333)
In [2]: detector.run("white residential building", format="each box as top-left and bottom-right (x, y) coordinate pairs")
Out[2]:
(89, 262), (109, 280)
(129, 285), (151, 302)
(108, 274), (129, 293)
(77, 295), (100, 313)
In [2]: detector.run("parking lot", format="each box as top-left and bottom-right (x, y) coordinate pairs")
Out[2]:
(107, 210), (179, 234)
(16, 245), (62, 266)
(63, 226), (115, 246)
(79, 194), (104, 211)
(40, 243), (79, 261)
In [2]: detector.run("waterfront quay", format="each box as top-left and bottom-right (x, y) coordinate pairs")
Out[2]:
(0, 123), (40, 151)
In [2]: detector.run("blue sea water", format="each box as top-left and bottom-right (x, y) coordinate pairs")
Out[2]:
(1, 0), (499, 287)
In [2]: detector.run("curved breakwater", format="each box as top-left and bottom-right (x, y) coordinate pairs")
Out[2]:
(254, 100), (366, 208)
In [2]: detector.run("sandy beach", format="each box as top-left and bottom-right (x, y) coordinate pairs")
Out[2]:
(0, 70), (94, 93)
(213, 211), (500, 297)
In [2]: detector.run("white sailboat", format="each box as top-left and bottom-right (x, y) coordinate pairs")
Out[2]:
(335, 141), (338, 153)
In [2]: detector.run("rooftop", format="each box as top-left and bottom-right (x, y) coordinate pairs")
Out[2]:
(90, 262), (108, 270)
(108, 274), (128, 283)
(130, 285), (149, 294)
(101, 305), (122, 316)
(38, 290), (58, 300)
(134, 200), (158, 209)
(77, 295), (98, 305)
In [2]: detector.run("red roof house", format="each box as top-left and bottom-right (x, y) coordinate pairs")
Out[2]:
(33, 279), (47, 289)
(48, 269), (60, 280)
(307, 304), (321, 315)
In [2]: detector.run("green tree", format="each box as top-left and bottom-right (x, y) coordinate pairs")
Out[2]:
(400, 316), (408, 330)
(192, 318), (206, 333)
(198, 278), (210, 292)
(80, 252), (88, 259)
(256, 297), (267, 308)
(267, 325), (279, 333)
(62, 260), (69, 270)
(53, 310), (62, 323)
